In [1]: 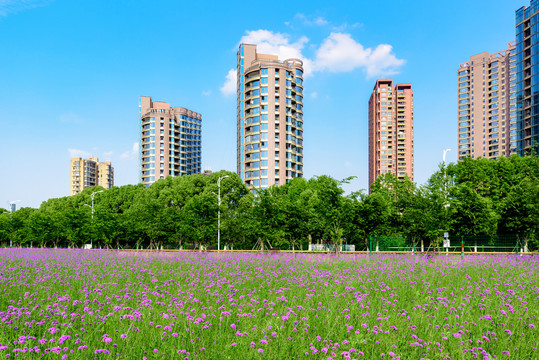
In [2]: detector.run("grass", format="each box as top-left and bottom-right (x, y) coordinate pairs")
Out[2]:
(0, 249), (536, 359)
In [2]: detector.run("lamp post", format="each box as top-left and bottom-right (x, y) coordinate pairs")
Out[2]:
(8, 200), (21, 248)
(84, 190), (104, 248)
(442, 148), (451, 206)
(442, 149), (451, 254)
(217, 176), (229, 251)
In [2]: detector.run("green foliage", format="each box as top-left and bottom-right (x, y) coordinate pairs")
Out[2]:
(0, 155), (538, 250)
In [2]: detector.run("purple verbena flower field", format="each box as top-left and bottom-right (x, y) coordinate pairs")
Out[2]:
(0, 249), (537, 359)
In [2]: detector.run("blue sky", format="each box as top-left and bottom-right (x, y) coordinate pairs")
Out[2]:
(0, 0), (523, 208)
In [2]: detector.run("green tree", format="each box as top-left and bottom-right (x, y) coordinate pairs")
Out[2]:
(498, 177), (539, 250)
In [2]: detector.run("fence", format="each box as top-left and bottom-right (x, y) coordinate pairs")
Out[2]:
(308, 244), (356, 252)
(368, 234), (534, 254)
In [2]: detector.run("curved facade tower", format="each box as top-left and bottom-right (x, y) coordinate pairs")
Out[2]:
(237, 44), (304, 191)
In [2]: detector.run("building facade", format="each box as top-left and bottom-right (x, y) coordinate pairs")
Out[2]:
(237, 44), (304, 191)
(70, 157), (113, 196)
(139, 96), (202, 186)
(457, 43), (516, 160)
(368, 79), (414, 187)
(515, 2), (539, 156)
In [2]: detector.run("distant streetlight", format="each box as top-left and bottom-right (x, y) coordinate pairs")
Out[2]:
(443, 148), (451, 165)
(84, 190), (104, 220)
(442, 149), (451, 254)
(217, 176), (229, 251)
(442, 149), (451, 208)
(8, 200), (21, 248)
(84, 190), (104, 248)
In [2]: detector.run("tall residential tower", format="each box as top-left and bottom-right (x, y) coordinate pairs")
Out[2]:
(457, 43), (516, 160)
(368, 79), (414, 187)
(139, 96), (202, 186)
(237, 44), (304, 191)
(515, 2), (539, 156)
(70, 157), (113, 196)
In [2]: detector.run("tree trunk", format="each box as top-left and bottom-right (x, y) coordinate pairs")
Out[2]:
(308, 234), (312, 251)
(421, 238), (424, 252)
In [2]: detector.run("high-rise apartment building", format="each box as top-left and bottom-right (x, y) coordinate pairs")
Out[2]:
(457, 43), (516, 160)
(368, 79), (414, 187)
(139, 96), (202, 186)
(70, 157), (113, 196)
(237, 44), (304, 191)
(515, 1), (539, 156)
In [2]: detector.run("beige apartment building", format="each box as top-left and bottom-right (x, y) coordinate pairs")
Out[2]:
(457, 42), (516, 160)
(70, 157), (113, 196)
(139, 96), (202, 186)
(237, 44), (304, 191)
(368, 79), (414, 188)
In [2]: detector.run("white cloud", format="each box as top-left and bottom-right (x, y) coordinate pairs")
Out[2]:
(68, 148), (91, 159)
(310, 92), (318, 98)
(294, 13), (328, 26)
(332, 22), (362, 32)
(120, 142), (138, 159)
(313, 33), (405, 77)
(202, 90), (212, 96)
(220, 69), (237, 96)
(0, 0), (50, 17)
(222, 29), (405, 94)
(237, 30), (313, 77)
(240, 30), (308, 61)
(314, 17), (328, 26)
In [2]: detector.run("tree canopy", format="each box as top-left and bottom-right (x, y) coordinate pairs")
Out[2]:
(1, 155), (538, 251)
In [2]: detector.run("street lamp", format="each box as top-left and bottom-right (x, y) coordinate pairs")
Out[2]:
(8, 200), (21, 248)
(443, 148), (451, 165)
(84, 190), (104, 248)
(442, 149), (451, 254)
(442, 149), (451, 207)
(217, 176), (229, 251)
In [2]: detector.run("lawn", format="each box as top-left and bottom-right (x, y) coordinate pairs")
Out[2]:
(0, 249), (537, 359)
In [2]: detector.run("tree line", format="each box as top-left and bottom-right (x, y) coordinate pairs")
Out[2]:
(0, 155), (538, 251)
